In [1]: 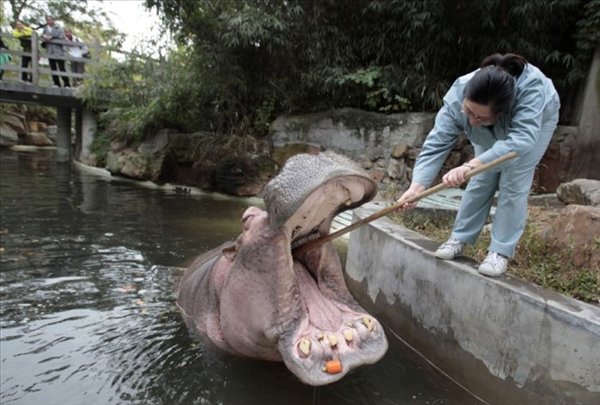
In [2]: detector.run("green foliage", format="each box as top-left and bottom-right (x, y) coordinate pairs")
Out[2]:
(89, 131), (110, 166)
(77, 0), (595, 140)
(139, 0), (590, 135)
(6, 0), (595, 138)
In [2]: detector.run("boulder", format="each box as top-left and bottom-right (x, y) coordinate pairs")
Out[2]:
(556, 179), (600, 207)
(534, 126), (578, 193)
(272, 143), (320, 167)
(0, 123), (19, 146)
(22, 132), (54, 146)
(545, 204), (600, 268)
(386, 158), (406, 180)
(104, 130), (277, 196)
(3, 113), (27, 134)
(214, 155), (277, 196)
(106, 130), (176, 181)
(391, 143), (409, 159)
(45, 125), (57, 143)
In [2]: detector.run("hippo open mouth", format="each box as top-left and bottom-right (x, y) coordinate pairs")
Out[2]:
(177, 152), (388, 386)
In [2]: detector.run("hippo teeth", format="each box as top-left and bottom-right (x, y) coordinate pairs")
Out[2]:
(290, 232), (321, 250)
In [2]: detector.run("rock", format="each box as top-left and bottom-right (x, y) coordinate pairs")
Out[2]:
(461, 144), (475, 162)
(545, 204), (600, 267)
(534, 126), (578, 193)
(387, 159), (406, 180)
(370, 170), (385, 183)
(359, 159), (373, 170)
(444, 151), (461, 168)
(79, 152), (99, 167)
(138, 128), (171, 155)
(3, 114), (27, 134)
(0, 123), (19, 146)
(190, 160), (217, 189)
(164, 131), (211, 162)
(106, 131), (176, 181)
(106, 150), (146, 179)
(269, 108), (436, 162)
(23, 132), (54, 146)
(214, 156), (277, 196)
(556, 179), (600, 207)
(391, 143), (409, 159)
(45, 125), (57, 143)
(272, 143), (320, 167)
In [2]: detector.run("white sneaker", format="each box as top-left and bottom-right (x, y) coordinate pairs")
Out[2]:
(478, 252), (509, 277)
(435, 238), (465, 260)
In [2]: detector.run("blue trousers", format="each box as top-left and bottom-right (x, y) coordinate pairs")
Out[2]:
(452, 101), (560, 258)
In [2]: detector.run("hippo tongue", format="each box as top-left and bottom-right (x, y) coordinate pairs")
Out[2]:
(293, 259), (343, 330)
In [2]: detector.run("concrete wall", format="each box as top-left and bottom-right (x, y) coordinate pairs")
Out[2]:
(345, 202), (600, 405)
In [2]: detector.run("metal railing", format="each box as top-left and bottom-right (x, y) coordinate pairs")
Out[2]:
(0, 31), (101, 87)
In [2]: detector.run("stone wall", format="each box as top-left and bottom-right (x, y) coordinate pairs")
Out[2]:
(104, 129), (276, 196)
(0, 110), (55, 147)
(269, 107), (589, 197)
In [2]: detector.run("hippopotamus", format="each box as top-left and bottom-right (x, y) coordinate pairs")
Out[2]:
(177, 151), (388, 385)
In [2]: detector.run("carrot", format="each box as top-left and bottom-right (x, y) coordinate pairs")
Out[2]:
(324, 360), (342, 374)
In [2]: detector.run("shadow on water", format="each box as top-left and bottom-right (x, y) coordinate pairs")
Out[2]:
(0, 150), (480, 404)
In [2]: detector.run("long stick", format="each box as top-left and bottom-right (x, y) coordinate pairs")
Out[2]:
(292, 151), (518, 256)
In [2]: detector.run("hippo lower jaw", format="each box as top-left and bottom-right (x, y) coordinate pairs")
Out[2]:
(279, 256), (388, 386)
(275, 177), (388, 385)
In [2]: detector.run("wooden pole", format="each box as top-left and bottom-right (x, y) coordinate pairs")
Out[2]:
(292, 151), (518, 256)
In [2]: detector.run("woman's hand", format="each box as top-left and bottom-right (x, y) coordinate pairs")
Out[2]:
(395, 183), (426, 211)
(442, 164), (472, 187)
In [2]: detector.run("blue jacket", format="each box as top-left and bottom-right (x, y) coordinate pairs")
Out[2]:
(412, 63), (560, 187)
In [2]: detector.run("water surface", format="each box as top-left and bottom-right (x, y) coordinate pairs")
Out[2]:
(0, 149), (479, 404)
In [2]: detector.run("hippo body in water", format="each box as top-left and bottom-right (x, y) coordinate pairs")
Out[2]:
(177, 152), (388, 386)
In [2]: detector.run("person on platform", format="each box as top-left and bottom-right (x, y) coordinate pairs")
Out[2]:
(396, 53), (560, 277)
(12, 20), (33, 83)
(64, 28), (89, 86)
(42, 15), (70, 88)
(0, 38), (12, 81)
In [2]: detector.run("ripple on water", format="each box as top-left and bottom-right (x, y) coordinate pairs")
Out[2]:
(0, 151), (479, 405)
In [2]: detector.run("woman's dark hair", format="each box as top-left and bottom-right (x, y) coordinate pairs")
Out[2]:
(464, 53), (528, 114)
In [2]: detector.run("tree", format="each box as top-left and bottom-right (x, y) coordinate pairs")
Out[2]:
(2, 0), (120, 45)
(80, 0), (594, 140)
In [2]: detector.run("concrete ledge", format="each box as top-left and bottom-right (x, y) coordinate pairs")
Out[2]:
(345, 202), (600, 405)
